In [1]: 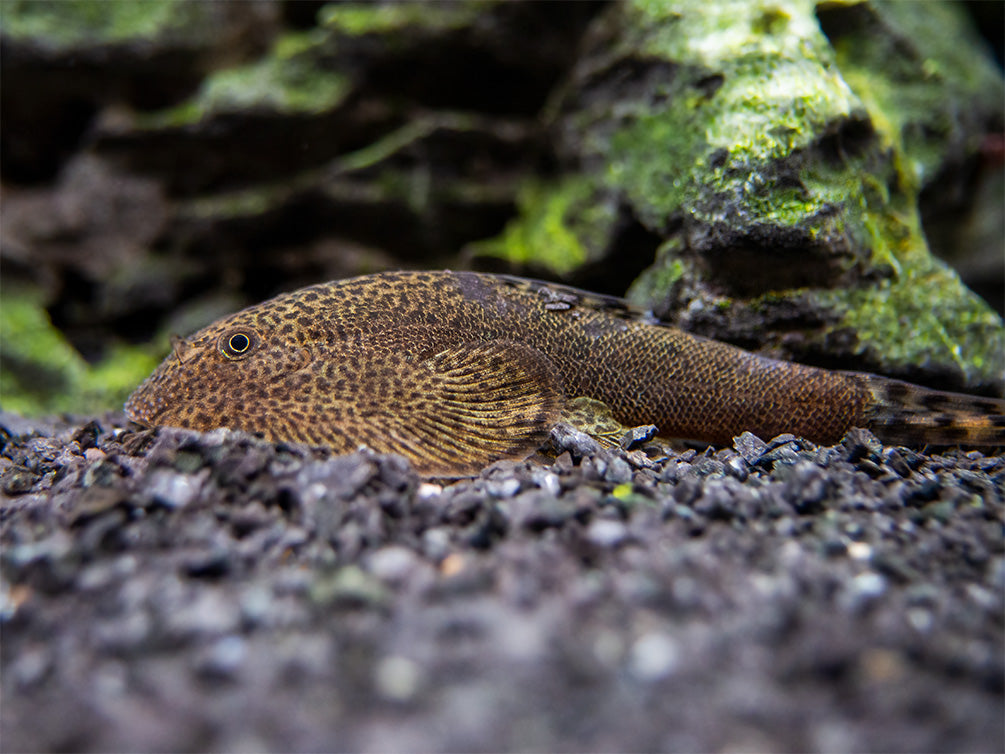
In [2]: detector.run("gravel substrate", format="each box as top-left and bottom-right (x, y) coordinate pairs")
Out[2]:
(1, 412), (1002, 752)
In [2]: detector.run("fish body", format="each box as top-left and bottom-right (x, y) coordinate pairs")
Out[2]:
(126, 271), (1005, 475)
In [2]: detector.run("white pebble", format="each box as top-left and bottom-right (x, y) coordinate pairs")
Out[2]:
(628, 633), (680, 681)
(374, 656), (422, 702)
(586, 519), (628, 547)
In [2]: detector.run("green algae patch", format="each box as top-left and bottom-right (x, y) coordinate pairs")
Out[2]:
(200, 29), (349, 116)
(138, 30), (350, 127)
(318, 2), (488, 37)
(824, 264), (1004, 383)
(469, 177), (615, 277)
(627, 243), (692, 308)
(1, 287), (160, 416)
(334, 119), (446, 174)
(1, 0), (204, 49)
(181, 187), (285, 223)
(594, 0), (864, 232)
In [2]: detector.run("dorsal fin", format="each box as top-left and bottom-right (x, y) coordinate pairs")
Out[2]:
(490, 274), (659, 324)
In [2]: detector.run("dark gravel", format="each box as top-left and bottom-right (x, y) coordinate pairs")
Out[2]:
(1, 412), (1002, 752)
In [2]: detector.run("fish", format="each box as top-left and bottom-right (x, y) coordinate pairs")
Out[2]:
(125, 270), (1005, 476)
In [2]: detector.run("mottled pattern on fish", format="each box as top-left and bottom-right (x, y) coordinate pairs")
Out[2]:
(126, 271), (1005, 476)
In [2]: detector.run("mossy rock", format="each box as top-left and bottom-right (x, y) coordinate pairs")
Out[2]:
(318, 2), (487, 37)
(469, 176), (617, 276)
(0, 0), (210, 49)
(135, 30), (351, 127)
(484, 0), (1003, 391)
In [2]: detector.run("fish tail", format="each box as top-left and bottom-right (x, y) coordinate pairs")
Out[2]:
(862, 375), (1005, 447)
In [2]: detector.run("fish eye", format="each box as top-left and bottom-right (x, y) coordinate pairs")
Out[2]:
(219, 329), (258, 360)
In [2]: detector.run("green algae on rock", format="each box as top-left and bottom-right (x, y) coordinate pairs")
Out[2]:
(318, 2), (487, 38)
(167, 111), (537, 270)
(137, 30), (350, 127)
(0, 0), (207, 49)
(0, 0), (264, 184)
(469, 177), (617, 276)
(0, 286), (160, 416)
(482, 0), (1003, 391)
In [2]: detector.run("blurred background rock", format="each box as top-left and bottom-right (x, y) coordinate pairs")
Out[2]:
(1, 0), (1002, 416)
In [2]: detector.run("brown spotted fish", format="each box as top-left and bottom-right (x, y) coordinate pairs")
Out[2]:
(126, 271), (1005, 476)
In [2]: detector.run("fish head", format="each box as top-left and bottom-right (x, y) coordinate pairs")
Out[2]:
(125, 300), (315, 437)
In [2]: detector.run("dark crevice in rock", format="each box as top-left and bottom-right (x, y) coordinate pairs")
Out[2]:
(690, 223), (847, 297)
(280, 0), (329, 30)
(341, 2), (606, 117)
(815, 1), (881, 49)
(559, 56), (681, 119)
(0, 92), (98, 185)
(919, 148), (1005, 318)
(0, 24), (263, 184)
(815, 115), (876, 167)
(567, 209), (665, 297)
(93, 103), (405, 196)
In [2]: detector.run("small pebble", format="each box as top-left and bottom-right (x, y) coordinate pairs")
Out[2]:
(83, 448), (107, 463)
(586, 518), (628, 548)
(368, 546), (419, 583)
(422, 528), (451, 561)
(847, 542), (872, 561)
(628, 633), (680, 681)
(620, 425), (657, 450)
(1, 466), (36, 495)
(840, 571), (887, 612)
(550, 423), (603, 457)
(195, 635), (247, 681)
(733, 432), (768, 464)
(417, 482), (443, 501)
(605, 456), (634, 485)
(146, 469), (202, 509)
(374, 656), (422, 702)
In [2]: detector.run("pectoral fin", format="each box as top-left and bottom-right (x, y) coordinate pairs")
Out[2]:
(561, 396), (626, 448)
(354, 340), (563, 477)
